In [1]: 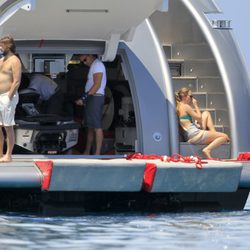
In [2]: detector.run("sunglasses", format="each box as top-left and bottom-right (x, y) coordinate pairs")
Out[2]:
(80, 55), (89, 62)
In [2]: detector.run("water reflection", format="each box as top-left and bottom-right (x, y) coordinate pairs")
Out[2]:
(0, 202), (250, 249)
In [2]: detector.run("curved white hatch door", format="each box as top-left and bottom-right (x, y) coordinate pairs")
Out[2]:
(0, 0), (163, 60)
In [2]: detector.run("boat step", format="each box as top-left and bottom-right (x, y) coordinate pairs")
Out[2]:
(198, 76), (224, 92)
(152, 160), (241, 192)
(171, 43), (213, 60)
(49, 159), (145, 192)
(180, 142), (231, 159)
(0, 161), (41, 188)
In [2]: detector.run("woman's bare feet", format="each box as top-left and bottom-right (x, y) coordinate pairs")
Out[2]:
(202, 148), (212, 159)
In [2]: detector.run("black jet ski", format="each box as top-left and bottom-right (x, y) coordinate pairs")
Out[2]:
(14, 89), (80, 154)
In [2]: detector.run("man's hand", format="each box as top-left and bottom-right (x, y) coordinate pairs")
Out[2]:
(75, 99), (84, 106)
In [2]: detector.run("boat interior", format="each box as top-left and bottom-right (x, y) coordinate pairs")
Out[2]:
(13, 52), (135, 155)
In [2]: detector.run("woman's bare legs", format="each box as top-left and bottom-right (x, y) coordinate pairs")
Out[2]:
(202, 131), (229, 159)
(201, 111), (216, 132)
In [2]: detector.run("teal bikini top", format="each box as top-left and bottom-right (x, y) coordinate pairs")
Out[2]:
(179, 114), (192, 122)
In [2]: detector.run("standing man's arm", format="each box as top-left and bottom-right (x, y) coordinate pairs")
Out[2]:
(87, 72), (103, 95)
(8, 57), (21, 99)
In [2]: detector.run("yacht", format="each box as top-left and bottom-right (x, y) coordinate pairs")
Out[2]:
(0, 0), (249, 214)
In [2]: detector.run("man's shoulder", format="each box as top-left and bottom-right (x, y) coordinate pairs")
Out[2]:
(11, 55), (21, 62)
(94, 59), (104, 65)
(92, 59), (105, 70)
(8, 55), (21, 66)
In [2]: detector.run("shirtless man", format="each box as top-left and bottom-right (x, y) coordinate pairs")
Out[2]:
(0, 36), (21, 162)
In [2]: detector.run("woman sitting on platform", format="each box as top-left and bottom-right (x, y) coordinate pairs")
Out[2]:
(176, 87), (229, 159)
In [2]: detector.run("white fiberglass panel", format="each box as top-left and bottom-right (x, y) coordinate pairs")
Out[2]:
(0, 0), (162, 41)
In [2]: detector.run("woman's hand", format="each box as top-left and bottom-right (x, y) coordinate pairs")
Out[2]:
(192, 97), (198, 106)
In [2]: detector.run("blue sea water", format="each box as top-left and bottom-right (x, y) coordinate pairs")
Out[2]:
(1, 198), (250, 250)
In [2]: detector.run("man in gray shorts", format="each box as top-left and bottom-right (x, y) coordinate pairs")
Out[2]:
(75, 54), (106, 155)
(0, 36), (22, 162)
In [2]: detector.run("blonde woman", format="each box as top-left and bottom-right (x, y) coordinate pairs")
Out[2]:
(176, 87), (229, 159)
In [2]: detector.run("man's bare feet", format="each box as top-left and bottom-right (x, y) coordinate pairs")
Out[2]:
(0, 155), (12, 163)
(202, 148), (212, 159)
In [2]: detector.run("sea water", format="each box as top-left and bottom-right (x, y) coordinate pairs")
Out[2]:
(0, 198), (250, 250)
